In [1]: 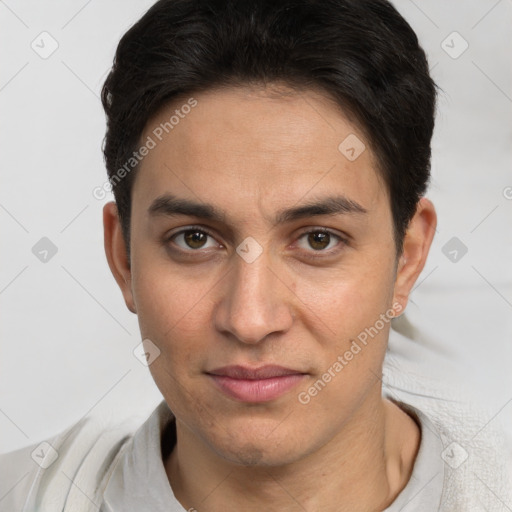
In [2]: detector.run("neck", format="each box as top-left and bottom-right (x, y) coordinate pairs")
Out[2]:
(164, 392), (420, 512)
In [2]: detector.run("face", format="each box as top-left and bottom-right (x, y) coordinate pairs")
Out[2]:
(105, 84), (432, 467)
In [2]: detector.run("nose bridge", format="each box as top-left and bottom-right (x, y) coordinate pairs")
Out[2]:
(215, 246), (292, 344)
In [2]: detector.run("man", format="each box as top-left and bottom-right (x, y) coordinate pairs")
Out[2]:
(1, 0), (510, 510)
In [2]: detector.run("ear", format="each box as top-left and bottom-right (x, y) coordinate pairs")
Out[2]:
(103, 201), (137, 314)
(392, 197), (437, 314)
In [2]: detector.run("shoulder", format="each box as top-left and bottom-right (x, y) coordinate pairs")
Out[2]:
(383, 360), (512, 511)
(0, 414), (137, 512)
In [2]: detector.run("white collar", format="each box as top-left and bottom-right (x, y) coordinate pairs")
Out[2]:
(101, 397), (444, 512)
(101, 399), (184, 512)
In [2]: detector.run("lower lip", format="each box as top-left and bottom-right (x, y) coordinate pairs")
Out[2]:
(208, 374), (306, 402)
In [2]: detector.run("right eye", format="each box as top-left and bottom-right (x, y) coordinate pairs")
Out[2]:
(166, 226), (222, 252)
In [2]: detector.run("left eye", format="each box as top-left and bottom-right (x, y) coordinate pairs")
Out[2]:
(296, 230), (343, 252)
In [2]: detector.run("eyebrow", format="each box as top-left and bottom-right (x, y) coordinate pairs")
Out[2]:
(148, 193), (368, 226)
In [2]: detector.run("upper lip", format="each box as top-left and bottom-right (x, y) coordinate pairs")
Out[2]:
(207, 365), (305, 380)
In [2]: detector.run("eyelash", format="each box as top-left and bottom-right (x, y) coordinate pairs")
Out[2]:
(165, 225), (348, 258)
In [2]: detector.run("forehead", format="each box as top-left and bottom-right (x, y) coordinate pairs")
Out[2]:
(133, 84), (386, 219)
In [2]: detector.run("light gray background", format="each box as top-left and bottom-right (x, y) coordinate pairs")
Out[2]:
(1, 0), (511, 458)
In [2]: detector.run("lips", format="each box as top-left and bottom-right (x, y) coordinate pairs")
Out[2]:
(206, 365), (307, 402)
(208, 365), (303, 380)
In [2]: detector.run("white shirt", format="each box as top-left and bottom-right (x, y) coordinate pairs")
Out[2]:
(104, 397), (448, 511)
(4, 388), (502, 512)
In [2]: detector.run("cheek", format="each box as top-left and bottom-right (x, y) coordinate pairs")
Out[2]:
(133, 266), (216, 415)
(290, 255), (396, 337)
(131, 269), (215, 401)
(131, 247), (211, 335)
(293, 275), (394, 423)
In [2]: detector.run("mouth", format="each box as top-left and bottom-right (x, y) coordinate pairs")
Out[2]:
(206, 365), (307, 403)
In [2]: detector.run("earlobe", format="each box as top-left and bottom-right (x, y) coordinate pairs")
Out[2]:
(103, 201), (137, 314)
(392, 198), (437, 313)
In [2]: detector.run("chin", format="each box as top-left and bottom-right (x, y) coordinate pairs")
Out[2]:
(204, 419), (307, 468)
(217, 442), (301, 467)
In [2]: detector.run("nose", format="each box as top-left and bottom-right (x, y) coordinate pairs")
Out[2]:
(213, 247), (294, 345)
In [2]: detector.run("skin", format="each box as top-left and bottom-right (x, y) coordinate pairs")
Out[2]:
(103, 84), (437, 511)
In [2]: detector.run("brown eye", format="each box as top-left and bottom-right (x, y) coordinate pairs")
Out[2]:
(183, 230), (208, 249)
(307, 232), (330, 250)
(169, 227), (219, 251)
(295, 228), (346, 255)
